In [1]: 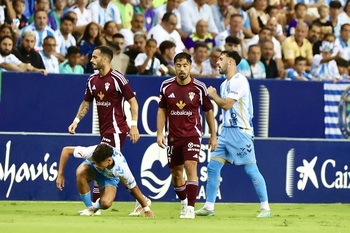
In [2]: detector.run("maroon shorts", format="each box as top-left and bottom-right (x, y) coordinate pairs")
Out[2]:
(101, 133), (127, 150)
(167, 137), (201, 168)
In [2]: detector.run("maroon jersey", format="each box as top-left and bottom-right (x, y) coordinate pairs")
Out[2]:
(158, 77), (213, 140)
(84, 69), (135, 136)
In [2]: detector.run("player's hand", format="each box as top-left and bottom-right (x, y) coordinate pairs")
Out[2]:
(129, 126), (140, 144)
(157, 134), (166, 149)
(207, 86), (217, 97)
(68, 122), (77, 134)
(56, 174), (65, 191)
(144, 210), (156, 218)
(208, 135), (218, 152)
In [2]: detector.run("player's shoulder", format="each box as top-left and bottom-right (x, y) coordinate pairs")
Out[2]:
(110, 69), (129, 84)
(193, 78), (209, 90)
(87, 72), (99, 81)
(161, 76), (176, 86)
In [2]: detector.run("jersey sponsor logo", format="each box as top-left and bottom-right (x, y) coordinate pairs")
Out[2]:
(189, 92), (195, 101)
(96, 101), (111, 107)
(187, 142), (200, 152)
(170, 110), (192, 116)
(140, 143), (172, 199)
(168, 93), (175, 98)
(176, 100), (186, 109)
(98, 91), (104, 100)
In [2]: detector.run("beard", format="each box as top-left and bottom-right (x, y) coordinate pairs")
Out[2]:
(0, 50), (11, 57)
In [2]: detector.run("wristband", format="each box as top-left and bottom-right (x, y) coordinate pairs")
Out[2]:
(143, 206), (150, 212)
(130, 120), (137, 126)
(73, 118), (80, 124)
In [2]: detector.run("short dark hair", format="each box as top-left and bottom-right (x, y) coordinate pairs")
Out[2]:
(0, 35), (13, 44)
(112, 33), (124, 40)
(60, 15), (75, 24)
(248, 44), (261, 53)
(294, 2), (307, 11)
(329, 0), (342, 9)
(95, 45), (113, 61)
(66, 46), (81, 56)
(159, 40), (176, 54)
(162, 12), (176, 22)
(221, 50), (241, 65)
(194, 42), (208, 51)
(295, 56), (307, 64)
(146, 38), (157, 46)
(43, 35), (55, 44)
(174, 52), (192, 64)
(225, 35), (241, 45)
(341, 23), (350, 31)
(92, 144), (114, 164)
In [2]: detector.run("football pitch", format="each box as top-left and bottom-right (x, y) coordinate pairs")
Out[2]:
(0, 201), (349, 233)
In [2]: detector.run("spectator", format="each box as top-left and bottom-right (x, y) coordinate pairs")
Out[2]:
(184, 20), (216, 54)
(211, 0), (235, 33)
(287, 3), (308, 36)
(17, 9), (56, 51)
(313, 32), (336, 55)
(313, 5), (333, 39)
(147, 12), (186, 54)
(0, 24), (14, 41)
(39, 35), (59, 73)
(69, 0), (92, 33)
(59, 45), (84, 74)
(203, 47), (222, 78)
(78, 22), (105, 73)
(159, 40), (176, 75)
(135, 38), (163, 76)
(266, 5), (284, 40)
(329, 0), (343, 37)
(265, 16), (285, 43)
(11, 0), (28, 31)
(238, 44), (266, 79)
(0, 35), (45, 73)
(12, 30), (46, 71)
(336, 57), (350, 80)
(223, 35), (246, 59)
(282, 22), (313, 68)
(114, 0), (134, 30)
(125, 32), (147, 74)
(310, 41), (341, 81)
(302, 0), (324, 23)
(333, 23), (350, 61)
(120, 13), (145, 48)
(55, 15), (76, 62)
(338, 0), (350, 25)
(88, 0), (122, 29)
(245, 26), (282, 70)
(190, 42), (212, 77)
(178, 0), (219, 35)
(247, 0), (269, 34)
(215, 14), (244, 50)
(64, 10), (81, 40)
(108, 33), (130, 74)
(260, 40), (282, 79)
(308, 22), (322, 46)
(232, 0), (255, 38)
(49, 0), (67, 30)
(134, 0), (157, 32)
(29, 0), (57, 30)
(285, 56), (314, 81)
(103, 21), (119, 44)
(154, 0), (182, 33)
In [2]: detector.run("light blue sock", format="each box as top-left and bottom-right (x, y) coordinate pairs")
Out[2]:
(244, 164), (268, 202)
(80, 191), (93, 208)
(206, 159), (224, 203)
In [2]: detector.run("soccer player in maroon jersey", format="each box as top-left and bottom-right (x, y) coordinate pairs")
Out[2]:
(67, 45), (150, 215)
(157, 52), (218, 219)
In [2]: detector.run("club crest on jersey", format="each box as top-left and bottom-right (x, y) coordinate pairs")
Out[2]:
(98, 91), (104, 100)
(105, 82), (110, 91)
(189, 92), (195, 101)
(176, 100), (186, 109)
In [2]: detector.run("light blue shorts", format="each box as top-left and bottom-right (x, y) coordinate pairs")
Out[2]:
(82, 160), (120, 189)
(211, 127), (256, 165)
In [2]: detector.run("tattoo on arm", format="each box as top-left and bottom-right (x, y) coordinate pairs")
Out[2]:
(76, 101), (90, 120)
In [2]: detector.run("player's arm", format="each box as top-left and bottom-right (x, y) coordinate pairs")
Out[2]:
(204, 109), (218, 152)
(68, 100), (91, 134)
(207, 86), (236, 111)
(56, 146), (75, 191)
(156, 107), (167, 149)
(127, 97), (140, 144)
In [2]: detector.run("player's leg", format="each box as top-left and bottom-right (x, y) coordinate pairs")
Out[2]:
(76, 162), (96, 216)
(170, 164), (188, 218)
(97, 185), (117, 209)
(244, 163), (271, 218)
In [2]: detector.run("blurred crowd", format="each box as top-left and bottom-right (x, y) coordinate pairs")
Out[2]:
(0, 0), (350, 81)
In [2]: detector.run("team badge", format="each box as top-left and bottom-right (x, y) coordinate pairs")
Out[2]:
(105, 82), (110, 91)
(189, 92), (195, 101)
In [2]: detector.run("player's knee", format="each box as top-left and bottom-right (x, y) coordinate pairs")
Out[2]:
(99, 198), (113, 209)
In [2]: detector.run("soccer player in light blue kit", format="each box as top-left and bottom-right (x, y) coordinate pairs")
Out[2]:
(195, 50), (272, 218)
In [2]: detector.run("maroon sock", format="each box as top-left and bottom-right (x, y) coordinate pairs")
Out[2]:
(186, 181), (198, 207)
(174, 184), (187, 201)
(92, 186), (100, 202)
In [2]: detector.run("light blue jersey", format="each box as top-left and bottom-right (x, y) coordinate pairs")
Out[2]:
(220, 72), (254, 135)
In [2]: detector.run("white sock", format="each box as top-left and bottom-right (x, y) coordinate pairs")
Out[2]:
(204, 202), (215, 211)
(260, 201), (270, 211)
(181, 198), (188, 206)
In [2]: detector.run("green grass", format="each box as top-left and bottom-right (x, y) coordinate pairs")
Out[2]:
(0, 201), (349, 233)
